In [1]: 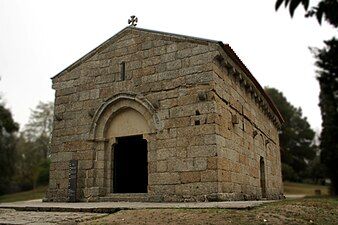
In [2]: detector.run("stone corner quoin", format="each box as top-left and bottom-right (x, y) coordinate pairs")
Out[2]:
(46, 26), (284, 202)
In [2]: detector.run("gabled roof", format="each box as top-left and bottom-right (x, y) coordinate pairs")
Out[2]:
(51, 26), (219, 79)
(52, 26), (283, 125)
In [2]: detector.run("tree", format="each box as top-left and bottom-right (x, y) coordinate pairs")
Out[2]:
(313, 38), (338, 194)
(13, 135), (43, 190)
(308, 154), (328, 184)
(275, 0), (338, 27)
(24, 101), (54, 159)
(275, 0), (338, 194)
(265, 87), (317, 181)
(0, 99), (19, 194)
(13, 101), (53, 190)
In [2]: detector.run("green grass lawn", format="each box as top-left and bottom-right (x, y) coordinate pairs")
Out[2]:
(283, 182), (330, 196)
(0, 185), (48, 203)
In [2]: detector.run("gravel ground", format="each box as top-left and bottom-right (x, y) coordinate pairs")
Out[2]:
(0, 209), (107, 225)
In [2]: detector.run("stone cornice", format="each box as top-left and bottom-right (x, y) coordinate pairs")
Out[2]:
(219, 44), (283, 127)
(213, 54), (282, 130)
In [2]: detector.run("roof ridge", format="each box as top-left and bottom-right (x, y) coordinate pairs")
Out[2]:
(52, 26), (223, 80)
(130, 26), (221, 44)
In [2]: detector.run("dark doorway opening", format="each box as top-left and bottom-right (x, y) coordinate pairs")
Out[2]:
(260, 156), (267, 198)
(113, 135), (148, 193)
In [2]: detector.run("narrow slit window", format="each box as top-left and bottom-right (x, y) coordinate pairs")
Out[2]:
(120, 61), (125, 81)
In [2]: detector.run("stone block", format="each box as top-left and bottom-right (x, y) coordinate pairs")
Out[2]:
(148, 172), (180, 185)
(156, 148), (175, 160)
(166, 60), (182, 71)
(166, 44), (177, 53)
(53, 152), (73, 162)
(186, 72), (213, 85)
(207, 157), (218, 170)
(161, 53), (176, 62)
(219, 170), (231, 182)
(191, 45), (209, 55)
(157, 160), (168, 172)
(187, 145), (217, 158)
(180, 171), (201, 183)
(175, 182), (218, 195)
(201, 170), (218, 182)
(79, 160), (93, 170)
(149, 184), (175, 194)
(142, 41), (153, 50)
(148, 161), (157, 173)
(153, 46), (167, 56)
(157, 71), (178, 81)
(175, 47), (190, 57)
(193, 157), (208, 171)
(167, 158), (194, 172)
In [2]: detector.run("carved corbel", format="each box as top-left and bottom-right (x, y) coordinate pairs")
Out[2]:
(198, 92), (207, 101)
(54, 114), (63, 121)
(253, 130), (258, 138)
(214, 54), (224, 63)
(243, 80), (248, 87)
(228, 67), (236, 76)
(225, 61), (233, 70)
(152, 100), (160, 109)
(231, 114), (239, 124)
(238, 73), (244, 83)
(88, 109), (96, 118)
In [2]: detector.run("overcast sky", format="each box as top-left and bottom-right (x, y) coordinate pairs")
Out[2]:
(0, 0), (336, 132)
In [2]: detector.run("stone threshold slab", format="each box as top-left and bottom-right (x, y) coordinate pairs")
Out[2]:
(0, 199), (276, 213)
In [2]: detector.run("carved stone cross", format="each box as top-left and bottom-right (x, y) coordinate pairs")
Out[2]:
(128, 15), (138, 26)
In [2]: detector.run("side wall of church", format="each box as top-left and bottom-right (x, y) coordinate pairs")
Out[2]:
(47, 28), (223, 202)
(211, 59), (283, 200)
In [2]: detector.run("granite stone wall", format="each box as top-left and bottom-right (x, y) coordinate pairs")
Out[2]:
(211, 58), (283, 200)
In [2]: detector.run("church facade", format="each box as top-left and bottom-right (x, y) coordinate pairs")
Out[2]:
(46, 26), (284, 202)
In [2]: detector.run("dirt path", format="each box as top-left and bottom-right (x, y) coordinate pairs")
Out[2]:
(80, 198), (338, 225)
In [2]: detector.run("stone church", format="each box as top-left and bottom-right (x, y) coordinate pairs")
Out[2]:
(46, 25), (284, 202)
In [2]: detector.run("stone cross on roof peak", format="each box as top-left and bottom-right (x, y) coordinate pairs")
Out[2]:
(128, 15), (138, 27)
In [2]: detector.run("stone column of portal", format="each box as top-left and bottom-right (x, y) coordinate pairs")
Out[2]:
(83, 139), (107, 202)
(105, 138), (117, 194)
(143, 133), (159, 201)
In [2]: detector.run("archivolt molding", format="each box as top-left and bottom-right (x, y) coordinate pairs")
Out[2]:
(88, 92), (163, 141)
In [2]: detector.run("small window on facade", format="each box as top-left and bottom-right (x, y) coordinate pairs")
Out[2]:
(120, 61), (126, 81)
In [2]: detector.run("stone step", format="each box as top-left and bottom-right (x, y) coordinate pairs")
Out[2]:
(100, 193), (149, 202)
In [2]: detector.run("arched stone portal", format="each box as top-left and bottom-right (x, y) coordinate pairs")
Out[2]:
(89, 93), (161, 140)
(105, 108), (150, 138)
(85, 93), (161, 199)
